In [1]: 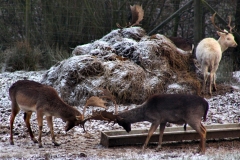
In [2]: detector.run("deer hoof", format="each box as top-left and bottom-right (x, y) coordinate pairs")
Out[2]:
(32, 138), (38, 143)
(10, 140), (14, 145)
(39, 143), (43, 148)
(138, 147), (146, 154)
(208, 92), (212, 97)
(155, 146), (162, 152)
(138, 150), (144, 154)
(195, 147), (205, 154)
(212, 86), (217, 92)
(53, 141), (60, 146)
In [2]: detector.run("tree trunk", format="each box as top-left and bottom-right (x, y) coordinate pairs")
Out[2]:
(193, 0), (203, 50)
(172, 0), (181, 37)
(233, 0), (240, 70)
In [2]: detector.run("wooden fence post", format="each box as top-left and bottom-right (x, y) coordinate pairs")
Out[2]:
(25, 0), (31, 44)
(193, 0), (203, 53)
(147, 0), (193, 36)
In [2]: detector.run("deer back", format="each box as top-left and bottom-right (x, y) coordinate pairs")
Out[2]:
(9, 80), (83, 131)
(144, 94), (209, 124)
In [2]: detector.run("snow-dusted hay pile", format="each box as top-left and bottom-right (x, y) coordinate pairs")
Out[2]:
(41, 27), (200, 106)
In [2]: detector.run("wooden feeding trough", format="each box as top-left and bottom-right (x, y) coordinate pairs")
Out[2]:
(100, 123), (240, 147)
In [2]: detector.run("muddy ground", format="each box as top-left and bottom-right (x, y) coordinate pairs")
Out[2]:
(1, 71), (240, 159)
(1, 121), (240, 160)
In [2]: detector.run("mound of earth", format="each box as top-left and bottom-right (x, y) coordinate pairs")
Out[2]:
(41, 27), (201, 106)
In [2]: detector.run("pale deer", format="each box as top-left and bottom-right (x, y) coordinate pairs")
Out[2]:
(196, 13), (237, 96)
(9, 80), (85, 148)
(81, 94), (209, 154)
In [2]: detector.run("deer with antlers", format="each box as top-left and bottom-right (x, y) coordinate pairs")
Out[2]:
(196, 13), (237, 96)
(9, 80), (106, 148)
(81, 94), (209, 154)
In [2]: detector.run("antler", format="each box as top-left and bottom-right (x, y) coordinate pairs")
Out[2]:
(210, 13), (228, 34)
(116, 4), (144, 29)
(99, 88), (118, 114)
(227, 15), (235, 33)
(80, 110), (118, 131)
(82, 96), (108, 119)
(130, 4), (144, 27)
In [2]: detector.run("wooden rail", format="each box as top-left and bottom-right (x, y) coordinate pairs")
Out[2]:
(100, 123), (240, 147)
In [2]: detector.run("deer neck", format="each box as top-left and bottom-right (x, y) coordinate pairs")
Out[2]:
(217, 37), (228, 52)
(53, 100), (80, 121)
(118, 105), (145, 123)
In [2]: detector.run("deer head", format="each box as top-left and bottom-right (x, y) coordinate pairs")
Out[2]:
(79, 108), (132, 133)
(210, 13), (237, 50)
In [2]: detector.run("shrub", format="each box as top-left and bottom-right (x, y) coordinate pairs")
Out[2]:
(5, 41), (41, 71)
(2, 42), (70, 72)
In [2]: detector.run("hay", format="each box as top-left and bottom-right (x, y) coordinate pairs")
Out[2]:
(41, 27), (200, 106)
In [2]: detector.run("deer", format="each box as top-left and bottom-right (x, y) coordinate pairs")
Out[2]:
(168, 36), (194, 54)
(81, 94), (209, 154)
(195, 13), (237, 96)
(9, 80), (107, 148)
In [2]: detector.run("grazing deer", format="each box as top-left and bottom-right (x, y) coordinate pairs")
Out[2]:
(81, 94), (209, 154)
(196, 13), (237, 96)
(9, 80), (107, 148)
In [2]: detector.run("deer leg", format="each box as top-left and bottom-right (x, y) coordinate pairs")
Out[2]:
(212, 73), (217, 92)
(209, 71), (215, 96)
(156, 122), (166, 151)
(188, 122), (206, 154)
(201, 66), (208, 95)
(36, 110), (44, 148)
(142, 122), (159, 152)
(24, 112), (38, 143)
(46, 116), (60, 146)
(9, 102), (20, 145)
(199, 123), (207, 154)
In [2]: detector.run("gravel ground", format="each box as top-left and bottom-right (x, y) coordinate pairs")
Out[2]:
(1, 71), (240, 159)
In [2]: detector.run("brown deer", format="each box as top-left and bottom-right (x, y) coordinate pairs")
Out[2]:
(9, 80), (106, 148)
(81, 94), (209, 154)
(168, 36), (194, 53)
(196, 13), (237, 96)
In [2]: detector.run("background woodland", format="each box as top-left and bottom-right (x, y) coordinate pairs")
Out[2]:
(0, 0), (240, 73)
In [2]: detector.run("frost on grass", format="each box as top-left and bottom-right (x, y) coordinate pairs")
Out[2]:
(41, 27), (198, 106)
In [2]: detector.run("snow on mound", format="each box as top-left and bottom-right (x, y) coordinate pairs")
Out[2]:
(41, 27), (198, 106)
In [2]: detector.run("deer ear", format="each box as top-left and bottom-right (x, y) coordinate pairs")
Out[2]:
(217, 31), (228, 37)
(217, 31), (222, 36)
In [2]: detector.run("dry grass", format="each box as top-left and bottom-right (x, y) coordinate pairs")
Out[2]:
(42, 27), (217, 105)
